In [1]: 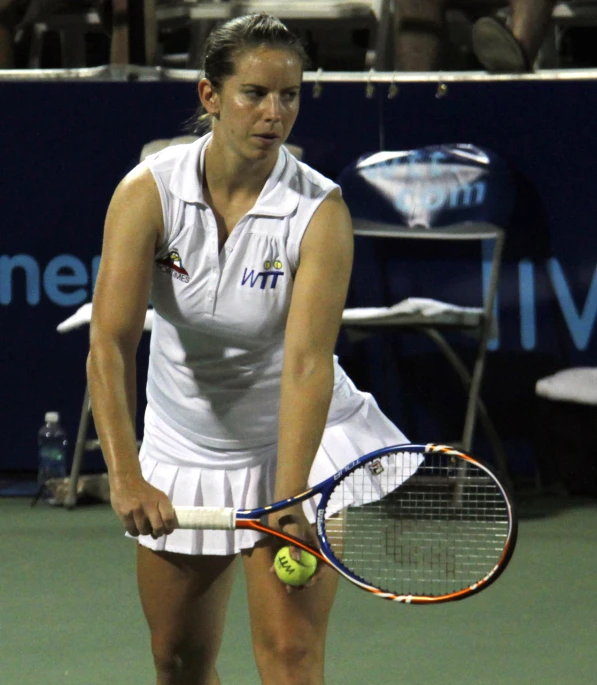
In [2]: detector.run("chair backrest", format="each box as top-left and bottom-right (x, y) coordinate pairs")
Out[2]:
(337, 144), (515, 312)
(337, 143), (515, 231)
(233, 1), (387, 68)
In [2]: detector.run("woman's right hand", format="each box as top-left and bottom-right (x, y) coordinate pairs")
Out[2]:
(109, 476), (177, 539)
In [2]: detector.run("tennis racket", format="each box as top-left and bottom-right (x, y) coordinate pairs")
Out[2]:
(175, 443), (517, 604)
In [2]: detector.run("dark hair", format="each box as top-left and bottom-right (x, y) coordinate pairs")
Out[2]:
(188, 13), (309, 134)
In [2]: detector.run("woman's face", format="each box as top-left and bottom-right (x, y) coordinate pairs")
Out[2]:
(202, 46), (302, 162)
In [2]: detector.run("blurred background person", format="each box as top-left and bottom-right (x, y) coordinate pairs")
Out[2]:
(394, 0), (447, 71)
(472, 0), (557, 71)
(394, 0), (557, 72)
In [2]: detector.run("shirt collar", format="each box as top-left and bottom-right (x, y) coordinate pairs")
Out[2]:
(169, 132), (299, 217)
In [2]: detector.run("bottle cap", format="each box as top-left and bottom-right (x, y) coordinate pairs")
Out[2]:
(45, 412), (59, 423)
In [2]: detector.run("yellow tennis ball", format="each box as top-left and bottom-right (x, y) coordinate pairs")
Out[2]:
(274, 546), (317, 586)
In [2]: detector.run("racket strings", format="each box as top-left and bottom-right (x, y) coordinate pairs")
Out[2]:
(322, 450), (511, 597)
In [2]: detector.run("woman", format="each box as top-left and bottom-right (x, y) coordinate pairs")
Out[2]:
(88, 14), (408, 685)
(393, 0), (556, 72)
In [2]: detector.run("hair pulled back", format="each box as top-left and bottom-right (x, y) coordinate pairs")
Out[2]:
(191, 13), (309, 133)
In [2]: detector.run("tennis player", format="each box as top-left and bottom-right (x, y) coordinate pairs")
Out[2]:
(88, 13), (408, 685)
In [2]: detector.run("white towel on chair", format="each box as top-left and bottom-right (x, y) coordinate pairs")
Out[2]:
(342, 297), (484, 325)
(56, 303), (154, 333)
(535, 367), (597, 406)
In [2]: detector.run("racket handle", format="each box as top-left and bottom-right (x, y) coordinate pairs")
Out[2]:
(175, 506), (236, 530)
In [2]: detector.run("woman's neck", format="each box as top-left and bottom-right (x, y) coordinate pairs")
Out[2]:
(203, 136), (278, 200)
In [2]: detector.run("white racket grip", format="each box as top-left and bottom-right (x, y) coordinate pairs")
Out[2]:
(175, 506), (236, 530)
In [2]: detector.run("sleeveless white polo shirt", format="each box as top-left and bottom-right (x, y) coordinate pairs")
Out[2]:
(135, 134), (412, 555)
(145, 134), (364, 463)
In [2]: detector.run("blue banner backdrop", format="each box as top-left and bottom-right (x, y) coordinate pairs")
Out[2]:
(1, 76), (596, 475)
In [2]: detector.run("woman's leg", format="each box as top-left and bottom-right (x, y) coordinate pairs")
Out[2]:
(243, 537), (340, 685)
(510, 0), (556, 64)
(137, 544), (238, 685)
(393, 0), (447, 71)
(472, 0), (556, 71)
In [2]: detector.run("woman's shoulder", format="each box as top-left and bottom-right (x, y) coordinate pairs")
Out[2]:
(142, 136), (200, 172)
(107, 161), (160, 221)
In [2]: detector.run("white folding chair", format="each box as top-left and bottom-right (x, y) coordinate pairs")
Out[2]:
(154, 0), (234, 67)
(232, 0), (393, 69)
(26, 6), (105, 68)
(59, 304), (154, 508)
(338, 144), (514, 479)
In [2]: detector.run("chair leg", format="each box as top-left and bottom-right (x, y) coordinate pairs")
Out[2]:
(64, 384), (92, 509)
(60, 26), (87, 67)
(29, 24), (45, 68)
(110, 0), (130, 65)
(374, 0), (394, 70)
(461, 346), (487, 453)
(143, 0), (158, 66)
(188, 19), (216, 69)
(422, 328), (510, 482)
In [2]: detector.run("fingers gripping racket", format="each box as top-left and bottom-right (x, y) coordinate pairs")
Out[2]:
(175, 444), (517, 604)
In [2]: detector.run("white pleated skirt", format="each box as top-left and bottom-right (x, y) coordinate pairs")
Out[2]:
(133, 392), (409, 556)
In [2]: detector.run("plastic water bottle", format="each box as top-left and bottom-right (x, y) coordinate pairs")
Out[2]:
(37, 412), (68, 504)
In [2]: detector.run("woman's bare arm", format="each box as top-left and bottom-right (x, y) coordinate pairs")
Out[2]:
(271, 190), (353, 541)
(88, 164), (175, 538)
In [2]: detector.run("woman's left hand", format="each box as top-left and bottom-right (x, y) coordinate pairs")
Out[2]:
(268, 505), (322, 590)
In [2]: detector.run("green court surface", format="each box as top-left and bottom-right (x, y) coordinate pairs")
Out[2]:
(1, 495), (595, 685)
